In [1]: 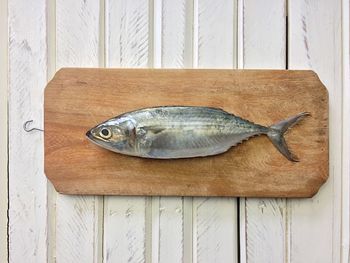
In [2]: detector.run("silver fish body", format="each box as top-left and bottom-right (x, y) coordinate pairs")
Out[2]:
(86, 106), (309, 161)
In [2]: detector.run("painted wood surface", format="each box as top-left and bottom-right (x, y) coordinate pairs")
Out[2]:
(5, 0), (350, 262)
(0, 0), (8, 261)
(288, 0), (342, 262)
(155, 1), (193, 262)
(341, 0), (350, 261)
(8, 0), (48, 262)
(45, 68), (328, 197)
(192, 1), (238, 262)
(104, 1), (149, 262)
(239, 1), (288, 262)
(55, 0), (103, 262)
(156, 197), (184, 262)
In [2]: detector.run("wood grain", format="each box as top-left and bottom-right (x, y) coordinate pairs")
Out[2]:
(240, 1), (288, 262)
(341, 1), (350, 261)
(44, 68), (328, 197)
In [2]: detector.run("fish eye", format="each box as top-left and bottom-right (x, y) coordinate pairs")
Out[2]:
(100, 127), (112, 139)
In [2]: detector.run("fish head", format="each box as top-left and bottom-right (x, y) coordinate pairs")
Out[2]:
(86, 116), (136, 154)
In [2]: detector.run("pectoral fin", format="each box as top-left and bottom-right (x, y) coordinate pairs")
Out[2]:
(144, 126), (166, 134)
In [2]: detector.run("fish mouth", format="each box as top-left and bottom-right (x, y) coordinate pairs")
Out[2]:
(86, 130), (93, 140)
(86, 130), (103, 147)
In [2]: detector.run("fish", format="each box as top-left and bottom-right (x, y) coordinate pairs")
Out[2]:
(86, 106), (310, 161)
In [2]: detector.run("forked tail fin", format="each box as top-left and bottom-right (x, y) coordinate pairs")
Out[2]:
(267, 112), (311, 162)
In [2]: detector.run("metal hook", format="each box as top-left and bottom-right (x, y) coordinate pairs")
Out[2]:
(23, 120), (44, 132)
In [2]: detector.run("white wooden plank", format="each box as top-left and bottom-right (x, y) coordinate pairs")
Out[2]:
(192, 2), (238, 262)
(193, 198), (237, 263)
(158, 198), (184, 263)
(193, 6), (237, 261)
(161, 0), (189, 68)
(103, 197), (146, 262)
(341, 1), (350, 262)
(8, 0), (48, 262)
(195, 0), (236, 69)
(55, 0), (103, 262)
(238, 1), (287, 262)
(56, 196), (102, 262)
(194, 0), (237, 234)
(241, 0), (286, 69)
(183, 198), (193, 263)
(243, 199), (286, 263)
(150, 1), (193, 262)
(105, 0), (149, 68)
(56, 0), (101, 68)
(0, 0), (8, 262)
(288, 1), (342, 262)
(104, 1), (149, 262)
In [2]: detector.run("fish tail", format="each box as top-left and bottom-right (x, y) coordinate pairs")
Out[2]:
(267, 112), (311, 162)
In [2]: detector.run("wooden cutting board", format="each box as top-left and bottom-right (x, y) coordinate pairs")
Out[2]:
(44, 68), (328, 197)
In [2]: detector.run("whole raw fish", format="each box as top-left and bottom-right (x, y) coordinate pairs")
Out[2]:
(86, 106), (309, 161)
